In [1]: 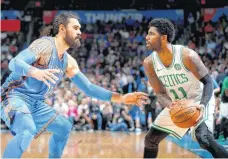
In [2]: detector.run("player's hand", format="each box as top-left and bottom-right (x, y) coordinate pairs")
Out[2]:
(30, 68), (60, 88)
(168, 100), (179, 109)
(195, 104), (204, 125)
(121, 92), (149, 107)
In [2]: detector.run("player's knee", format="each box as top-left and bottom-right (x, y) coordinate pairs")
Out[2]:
(195, 131), (212, 149)
(19, 130), (35, 151)
(58, 118), (72, 136)
(13, 112), (36, 151)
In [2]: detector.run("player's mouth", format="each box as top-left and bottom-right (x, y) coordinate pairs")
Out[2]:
(146, 42), (150, 46)
(75, 36), (81, 40)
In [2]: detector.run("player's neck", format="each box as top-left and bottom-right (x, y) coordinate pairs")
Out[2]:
(156, 43), (172, 55)
(54, 36), (69, 59)
(156, 43), (174, 66)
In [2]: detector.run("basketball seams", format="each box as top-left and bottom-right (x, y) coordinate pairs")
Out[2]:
(170, 106), (198, 119)
(172, 111), (198, 124)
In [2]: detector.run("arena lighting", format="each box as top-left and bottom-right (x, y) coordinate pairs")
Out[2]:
(35, 1), (41, 7)
(201, 0), (206, 5)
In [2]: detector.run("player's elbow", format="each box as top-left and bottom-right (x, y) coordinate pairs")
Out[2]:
(200, 74), (213, 85)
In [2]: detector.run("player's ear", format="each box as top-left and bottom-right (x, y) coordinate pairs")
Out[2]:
(59, 24), (66, 33)
(162, 35), (168, 41)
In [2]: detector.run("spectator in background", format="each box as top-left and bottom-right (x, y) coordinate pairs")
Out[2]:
(89, 99), (103, 130)
(144, 91), (158, 130)
(67, 100), (78, 125)
(218, 76), (228, 141)
(108, 105), (135, 132)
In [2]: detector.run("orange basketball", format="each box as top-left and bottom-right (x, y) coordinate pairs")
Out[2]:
(169, 99), (200, 128)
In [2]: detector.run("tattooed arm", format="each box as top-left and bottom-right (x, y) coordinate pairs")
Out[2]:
(143, 55), (172, 108)
(8, 38), (59, 87)
(182, 48), (213, 107)
(9, 38), (53, 76)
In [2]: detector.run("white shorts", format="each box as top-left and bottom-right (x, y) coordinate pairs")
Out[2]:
(152, 100), (215, 141)
(220, 102), (228, 118)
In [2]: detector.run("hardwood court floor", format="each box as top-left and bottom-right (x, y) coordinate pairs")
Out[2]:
(1, 131), (200, 158)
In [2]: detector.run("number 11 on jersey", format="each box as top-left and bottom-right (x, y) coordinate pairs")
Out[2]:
(170, 87), (188, 100)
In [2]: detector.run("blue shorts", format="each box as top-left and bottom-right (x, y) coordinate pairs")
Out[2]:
(1, 93), (57, 135)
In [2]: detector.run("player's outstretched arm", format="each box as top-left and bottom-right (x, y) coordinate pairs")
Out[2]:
(143, 55), (172, 108)
(8, 38), (59, 87)
(66, 54), (149, 107)
(182, 48), (213, 108)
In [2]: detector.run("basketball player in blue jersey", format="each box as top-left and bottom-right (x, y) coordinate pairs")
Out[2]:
(143, 18), (228, 158)
(0, 12), (148, 158)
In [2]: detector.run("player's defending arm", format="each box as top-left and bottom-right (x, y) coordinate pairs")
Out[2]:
(182, 48), (213, 108)
(66, 54), (149, 106)
(8, 38), (59, 87)
(143, 55), (172, 108)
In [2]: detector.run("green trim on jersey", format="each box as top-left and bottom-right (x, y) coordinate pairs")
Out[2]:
(156, 45), (176, 70)
(180, 46), (190, 72)
(151, 123), (182, 139)
(151, 53), (157, 71)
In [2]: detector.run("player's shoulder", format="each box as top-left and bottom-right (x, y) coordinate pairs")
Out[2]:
(66, 52), (74, 60)
(172, 44), (189, 52)
(175, 45), (198, 59)
(30, 36), (53, 46)
(29, 36), (54, 52)
(143, 53), (155, 70)
(66, 53), (78, 67)
(143, 53), (153, 65)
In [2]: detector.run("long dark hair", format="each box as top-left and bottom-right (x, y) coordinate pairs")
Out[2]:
(40, 12), (79, 37)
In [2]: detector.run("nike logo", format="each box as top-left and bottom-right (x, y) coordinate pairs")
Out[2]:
(156, 68), (163, 72)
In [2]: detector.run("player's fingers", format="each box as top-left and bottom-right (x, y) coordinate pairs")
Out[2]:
(45, 71), (59, 81)
(139, 100), (148, 105)
(137, 95), (149, 100)
(48, 69), (60, 74)
(195, 114), (202, 123)
(42, 79), (50, 88)
(136, 92), (148, 97)
(44, 74), (56, 84)
(195, 109), (203, 123)
(135, 100), (144, 107)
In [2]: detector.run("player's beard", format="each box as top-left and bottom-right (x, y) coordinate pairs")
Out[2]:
(156, 39), (162, 52)
(150, 39), (162, 52)
(65, 32), (81, 49)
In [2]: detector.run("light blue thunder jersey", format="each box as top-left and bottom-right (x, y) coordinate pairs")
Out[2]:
(1, 37), (68, 100)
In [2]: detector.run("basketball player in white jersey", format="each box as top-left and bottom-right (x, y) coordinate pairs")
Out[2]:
(143, 18), (228, 158)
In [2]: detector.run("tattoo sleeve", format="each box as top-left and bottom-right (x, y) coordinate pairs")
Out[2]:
(8, 38), (53, 76)
(28, 38), (53, 65)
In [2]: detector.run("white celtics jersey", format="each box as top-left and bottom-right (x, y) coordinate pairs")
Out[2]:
(152, 45), (203, 104)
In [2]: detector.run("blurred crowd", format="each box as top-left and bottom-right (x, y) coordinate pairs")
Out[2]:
(1, 12), (228, 138)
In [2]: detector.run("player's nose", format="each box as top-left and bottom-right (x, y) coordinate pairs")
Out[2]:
(77, 30), (82, 36)
(145, 35), (149, 41)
